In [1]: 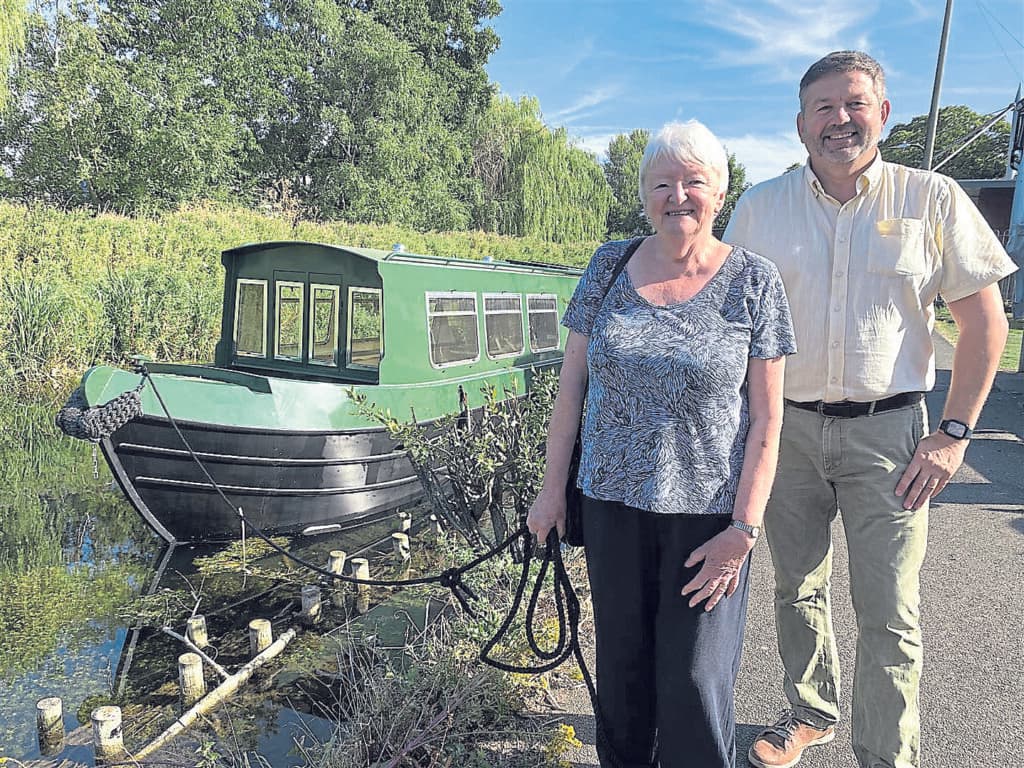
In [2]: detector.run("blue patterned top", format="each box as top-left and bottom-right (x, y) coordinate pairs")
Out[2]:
(562, 238), (796, 516)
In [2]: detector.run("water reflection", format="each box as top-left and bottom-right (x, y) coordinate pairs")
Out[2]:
(0, 397), (407, 763)
(0, 397), (160, 758)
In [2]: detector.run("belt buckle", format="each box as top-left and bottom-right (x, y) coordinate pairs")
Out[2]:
(815, 401), (827, 416)
(819, 400), (855, 418)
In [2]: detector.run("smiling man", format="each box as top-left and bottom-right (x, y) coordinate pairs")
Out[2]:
(724, 51), (1016, 768)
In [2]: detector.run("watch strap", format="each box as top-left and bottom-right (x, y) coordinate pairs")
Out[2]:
(729, 519), (760, 538)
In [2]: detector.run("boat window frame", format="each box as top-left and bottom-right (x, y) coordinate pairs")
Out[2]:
(346, 286), (384, 370)
(274, 280), (306, 362)
(425, 291), (481, 369)
(233, 278), (268, 359)
(308, 282), (341, 367)
(527, 293), (561, 353)
(482, 292), (525, 360)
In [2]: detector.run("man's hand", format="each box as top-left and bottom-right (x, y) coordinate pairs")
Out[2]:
(681, 526), (754, 611)
(895, 431), (969, 510)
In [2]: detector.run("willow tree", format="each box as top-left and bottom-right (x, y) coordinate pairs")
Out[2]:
(470, 95), (611, 244)
(0, 0), (28, 107)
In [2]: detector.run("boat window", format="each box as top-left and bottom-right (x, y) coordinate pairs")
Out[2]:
(309, 284), (340, 366)
(348, 287), (382, 370)
(484, 293), (524, 359)
(426, 292), (480, 367)
(234, 279), (267, 358)
(527, 294), (560, 352)
(275, 281), (305, 361)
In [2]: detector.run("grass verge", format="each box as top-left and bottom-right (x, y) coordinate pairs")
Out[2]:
(933, 304), (1023, 372)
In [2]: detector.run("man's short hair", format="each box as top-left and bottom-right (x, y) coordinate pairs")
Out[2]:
(799, 51), (886, 111)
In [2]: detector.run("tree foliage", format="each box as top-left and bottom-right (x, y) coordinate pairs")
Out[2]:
(0, 0), (28, 107)
(468, 95), (611, 243)
(0, 0), (501, 225)
(880, 105), (1011, 179)
(715, 152), (750, 232)
(604, 129), (651, 239)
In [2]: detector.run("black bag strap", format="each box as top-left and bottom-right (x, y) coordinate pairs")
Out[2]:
(598, 235), (645, 305)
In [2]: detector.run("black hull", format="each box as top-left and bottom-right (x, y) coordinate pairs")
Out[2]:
(103, 416), (423, 543)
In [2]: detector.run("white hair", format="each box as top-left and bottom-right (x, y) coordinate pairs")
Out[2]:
(638, 120), (730, 207)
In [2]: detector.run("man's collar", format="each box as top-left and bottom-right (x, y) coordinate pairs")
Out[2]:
(802, 150), (883, 200)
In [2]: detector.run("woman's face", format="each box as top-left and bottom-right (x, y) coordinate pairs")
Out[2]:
(643, 157), (725, 238)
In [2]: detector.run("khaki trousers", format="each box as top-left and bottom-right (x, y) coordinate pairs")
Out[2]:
(766, 400), (929, 768)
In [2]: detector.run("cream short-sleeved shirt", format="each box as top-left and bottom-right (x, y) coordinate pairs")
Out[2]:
(724, 155), (1017, 402)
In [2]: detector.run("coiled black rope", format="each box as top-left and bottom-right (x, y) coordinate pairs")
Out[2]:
(56, 380), (145, 442)
(138, 362), (623, 767)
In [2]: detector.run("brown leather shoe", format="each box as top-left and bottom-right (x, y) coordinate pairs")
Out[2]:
(748, 709), (836, 768)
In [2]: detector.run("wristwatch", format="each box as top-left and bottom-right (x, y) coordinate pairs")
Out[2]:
(729, 519), (761, 539)
(938, 419), (973, 440)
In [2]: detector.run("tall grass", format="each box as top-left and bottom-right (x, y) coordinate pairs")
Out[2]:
(0, 201), (597, 400)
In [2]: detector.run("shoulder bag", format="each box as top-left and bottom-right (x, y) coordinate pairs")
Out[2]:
(562, 237), (644, 547)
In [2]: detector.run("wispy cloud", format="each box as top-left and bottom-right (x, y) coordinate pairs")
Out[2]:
(560, 37), (596, 77)
(720, 131), (807, 185)
(691, 0), (876, 69)
(571, 132), (620, 160)
(546, 85), (622, 125)
(902, 0), (935, 22)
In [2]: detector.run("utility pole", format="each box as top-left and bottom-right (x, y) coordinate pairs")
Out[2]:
(1006, 85), (1021, 179)
(923, 0), (954, 170)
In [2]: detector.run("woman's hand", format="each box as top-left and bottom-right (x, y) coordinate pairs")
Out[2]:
(681, 526), (755, 611)
(526, 486), (567, 545)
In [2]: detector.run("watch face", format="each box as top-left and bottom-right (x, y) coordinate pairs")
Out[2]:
(944, 420), (967, 438)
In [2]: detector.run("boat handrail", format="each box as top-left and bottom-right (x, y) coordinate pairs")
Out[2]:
(144, 362), (272, 393)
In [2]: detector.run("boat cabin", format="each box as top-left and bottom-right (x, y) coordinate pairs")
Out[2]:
(213, 241), (584, 386)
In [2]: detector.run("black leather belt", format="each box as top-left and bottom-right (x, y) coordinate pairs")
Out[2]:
(785, 391), (924, 418)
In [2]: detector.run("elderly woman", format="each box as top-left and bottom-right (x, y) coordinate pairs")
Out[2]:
(527, 120), (795, 768)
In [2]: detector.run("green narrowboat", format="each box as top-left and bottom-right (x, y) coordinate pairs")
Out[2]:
(75, 241), (582, 543)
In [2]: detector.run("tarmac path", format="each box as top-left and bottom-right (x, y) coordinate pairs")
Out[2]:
(552, 334), (1024, 768)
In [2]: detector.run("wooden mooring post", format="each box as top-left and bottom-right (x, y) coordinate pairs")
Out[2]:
(350, 557), (370, 614)
(249, 618), (273, 656)
(392, 532), (411, 577)
(328, 550), (347, 607)
(186, 615), (209, 648)
(91, 705), (125, 763)
(178, 652), (206, 708)
(397, 510), (412, 532)
(301, 584), (322, 625)
(392, 532), (411, 561)
(35, 696), (64, 755)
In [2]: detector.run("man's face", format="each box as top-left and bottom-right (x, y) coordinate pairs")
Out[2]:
(797, 70), (890, 172)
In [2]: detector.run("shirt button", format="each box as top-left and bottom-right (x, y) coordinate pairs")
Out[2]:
(835, 271), (844, 278)
(833, 305), (841, 312)
(830, 376), (839, 383)
(831, 341), (840, 348)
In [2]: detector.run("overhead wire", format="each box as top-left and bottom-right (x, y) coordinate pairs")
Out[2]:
(973, 0), (1024, 81)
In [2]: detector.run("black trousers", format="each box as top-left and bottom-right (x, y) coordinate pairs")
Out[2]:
(582, 496), (751, 768)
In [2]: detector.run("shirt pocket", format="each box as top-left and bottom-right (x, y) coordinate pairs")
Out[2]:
(868, 218), (926, 276)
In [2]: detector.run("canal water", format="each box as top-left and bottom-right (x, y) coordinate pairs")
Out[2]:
(0, 398), (394, 764)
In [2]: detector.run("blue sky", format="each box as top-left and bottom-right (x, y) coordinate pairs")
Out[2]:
(485, 0), (1024, 184)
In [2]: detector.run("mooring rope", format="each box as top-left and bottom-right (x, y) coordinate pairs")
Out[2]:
(66, 363), (623, 766)
(55, 380), (145, 442)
